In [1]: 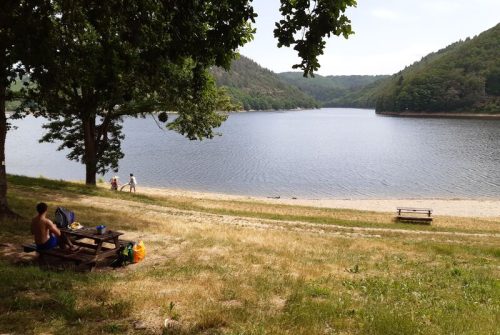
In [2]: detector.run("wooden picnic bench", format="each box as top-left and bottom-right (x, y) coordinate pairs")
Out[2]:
(23, 243), (97, 265)
(395, 207), (433, 223)
(61, 227), (124, 260)
(23, 227), (129, 270)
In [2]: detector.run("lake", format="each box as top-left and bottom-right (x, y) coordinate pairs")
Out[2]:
(7, 108), (500, 199)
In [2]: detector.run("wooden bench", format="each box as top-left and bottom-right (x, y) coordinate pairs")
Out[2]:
(395, 207), (433, 224)
(23, 243), (97, 265)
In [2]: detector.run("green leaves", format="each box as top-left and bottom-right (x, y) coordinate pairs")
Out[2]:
(167, 71), (228, 140)
(25, 1), (252, 180)
(485, 68), (500, 96)
(274, 0), (357, 77)
(12, 0), (360, 183)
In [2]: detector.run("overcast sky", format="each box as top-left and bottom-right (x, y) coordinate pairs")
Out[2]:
(240, 0), (500, 76)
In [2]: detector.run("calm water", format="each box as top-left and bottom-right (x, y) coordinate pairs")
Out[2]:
(7, 108), (500, 199)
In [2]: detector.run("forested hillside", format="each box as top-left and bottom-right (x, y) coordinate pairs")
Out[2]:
(10, 23), (499, 114)
(211, 56), (319, 110)
(279, 72), (387, 107)
(376, 23), (500, 114)
(322, 79), (389, 108)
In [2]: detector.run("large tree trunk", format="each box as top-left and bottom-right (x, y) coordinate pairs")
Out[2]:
(0, 83), (16, 218)
(82, 115), (97, 185)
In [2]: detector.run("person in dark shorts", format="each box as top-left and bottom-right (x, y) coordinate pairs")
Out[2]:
(31, 202), (77, 251)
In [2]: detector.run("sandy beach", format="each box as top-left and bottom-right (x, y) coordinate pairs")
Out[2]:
(135, 185), (500, 218)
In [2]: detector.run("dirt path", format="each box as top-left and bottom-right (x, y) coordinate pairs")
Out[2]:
(135, 186), (500, 218)
(71, 195), (500, 240)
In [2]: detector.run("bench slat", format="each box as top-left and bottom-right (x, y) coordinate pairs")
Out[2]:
(397, 216), (433, 221)
(23, 244), (37, 252)
(398, 210), (432, 213)
(397, 207), (432, 211)
(23, 238), (131, 264)
(22, 244), (96, 264)
(398, 210), (432, 215)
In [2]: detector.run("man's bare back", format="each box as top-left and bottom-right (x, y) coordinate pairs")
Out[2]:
(30, 202), (77, 251)
(31, 213), (60, 245)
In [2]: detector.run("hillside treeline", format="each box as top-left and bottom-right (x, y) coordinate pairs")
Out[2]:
(212, 57), (318, 110)
(376, 24), (500, 114)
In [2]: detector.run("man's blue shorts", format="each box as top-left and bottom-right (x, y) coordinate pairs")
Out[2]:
(36, 234), (58, 250)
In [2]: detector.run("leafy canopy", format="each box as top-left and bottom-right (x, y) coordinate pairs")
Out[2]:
(275, 0), (357, 76)
(23, 1), (257, 176)
(20, 0), (357, 181)
(0, 1), (53, 214)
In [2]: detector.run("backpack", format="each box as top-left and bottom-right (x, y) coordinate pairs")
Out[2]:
(111, 243), (134, 268)
(111, 241), (146, 268)
(54, 207), (75, 228)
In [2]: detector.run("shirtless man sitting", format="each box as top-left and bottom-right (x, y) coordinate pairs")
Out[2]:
(31, 202), (76, 251)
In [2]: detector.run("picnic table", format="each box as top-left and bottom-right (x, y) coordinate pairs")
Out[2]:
(23, 227), (128, 270)
(60, 227), (124, 261)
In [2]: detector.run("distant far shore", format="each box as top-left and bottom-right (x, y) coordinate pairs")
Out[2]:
(377, 111), (500, 120)
(124, 184), (500, 218)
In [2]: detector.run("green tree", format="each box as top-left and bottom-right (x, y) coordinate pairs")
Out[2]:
(24, 0), (357, 185)
(0, 0), (52, 217)
(26, 1), (256, 184)
(485, 68), (500, 96)
(375, 23), (500, 114)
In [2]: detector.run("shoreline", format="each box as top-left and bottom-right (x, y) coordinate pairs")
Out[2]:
(132, 185), (500, 218)
(377, 111), (500, 120)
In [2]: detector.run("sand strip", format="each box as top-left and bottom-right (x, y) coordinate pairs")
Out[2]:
(132, 186), (500, 218)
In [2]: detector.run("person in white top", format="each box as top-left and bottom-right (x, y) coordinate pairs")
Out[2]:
(129, 173), (137, 193)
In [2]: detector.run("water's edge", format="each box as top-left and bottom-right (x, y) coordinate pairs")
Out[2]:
(377, 111), (500, 119)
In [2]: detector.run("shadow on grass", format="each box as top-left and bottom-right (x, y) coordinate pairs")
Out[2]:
(8, 174), (159, 207)
(0, 260), (137, 334)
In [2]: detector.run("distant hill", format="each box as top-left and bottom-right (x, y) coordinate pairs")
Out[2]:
(280, 23), (500, 115)
(211, 56), (319, 111)
(278, 72), (388, 107)
(322, 78), (390, 108)
(376, 23), (500, 115)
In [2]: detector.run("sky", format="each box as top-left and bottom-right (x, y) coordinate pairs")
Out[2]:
(240, 0), (500, 76)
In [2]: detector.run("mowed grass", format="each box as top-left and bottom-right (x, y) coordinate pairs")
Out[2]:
(0, 175), (499, 334)
(9, 175), (500, 234)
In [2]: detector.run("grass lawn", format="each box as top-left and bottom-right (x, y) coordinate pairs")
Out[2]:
(0, 175), (499, 334)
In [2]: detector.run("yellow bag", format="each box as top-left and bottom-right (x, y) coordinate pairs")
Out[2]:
(133, 241), (146, 263)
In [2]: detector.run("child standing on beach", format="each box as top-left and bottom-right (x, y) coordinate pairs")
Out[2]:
(129, 173), (137, 193)
(110, 176), (119, 191)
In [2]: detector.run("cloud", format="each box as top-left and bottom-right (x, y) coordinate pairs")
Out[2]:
(317, 42), (445, 76)
(419, 1), (464, 15)
(371, 8), (402, 21)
